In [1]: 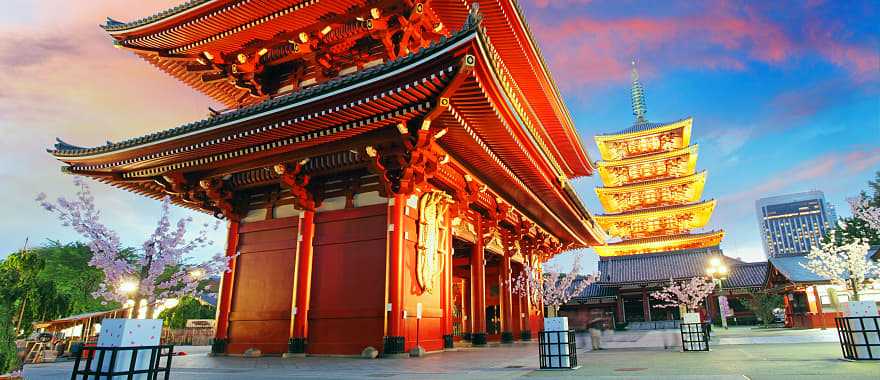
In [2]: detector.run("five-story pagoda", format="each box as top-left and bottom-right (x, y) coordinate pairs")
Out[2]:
(593, 63), (724, 257)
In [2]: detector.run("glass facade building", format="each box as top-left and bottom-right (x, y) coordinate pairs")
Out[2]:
(756, 191), (837, 258)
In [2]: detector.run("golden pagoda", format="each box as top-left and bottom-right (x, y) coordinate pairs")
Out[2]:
(593, 62), (723, 256)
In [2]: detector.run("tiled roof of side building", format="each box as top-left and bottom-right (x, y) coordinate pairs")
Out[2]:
(723, 262), (769, 289)
(769, 248), (878, 284)
(594, 246), (768, 285)
(767, 255), (828, 283)
(50, 15), (481, 157)
(599, 247), (722, 284)
(573, 282), (617, 299)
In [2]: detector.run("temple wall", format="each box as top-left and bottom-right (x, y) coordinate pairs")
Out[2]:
(308, 204), (388, 355)
(227, 217), (299, 354)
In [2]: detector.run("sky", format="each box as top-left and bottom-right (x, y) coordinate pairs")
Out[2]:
(0, 1), (878, 273)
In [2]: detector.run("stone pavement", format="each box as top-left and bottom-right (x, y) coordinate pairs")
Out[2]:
(23, 329), (879, 379)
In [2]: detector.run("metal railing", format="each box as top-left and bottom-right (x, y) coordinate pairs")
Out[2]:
(538, 330), (577, 369)
(835, 316), (880, 360)
(680, 323), (710, 352)
(70, 345), (174, 380)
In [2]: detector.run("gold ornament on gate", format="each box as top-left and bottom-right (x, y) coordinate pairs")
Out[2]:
(417, 191), (451, 293)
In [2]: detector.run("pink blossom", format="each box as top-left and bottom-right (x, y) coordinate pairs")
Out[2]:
(37, 177), (233, 305)
(650, 277), (715, 312)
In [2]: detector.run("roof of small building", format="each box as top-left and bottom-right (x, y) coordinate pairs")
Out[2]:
(769, 246), (879, 284)
(598, 246), (720, 284)
(767, 255), (827, 283)
(596, 247), (766, 289)
(576, 282), (617, 299)
(724, 262), (769, 289)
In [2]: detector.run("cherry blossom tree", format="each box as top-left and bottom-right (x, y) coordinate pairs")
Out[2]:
(36, 177), (231, 318)
(849, 195), (880, 232)
(512, 253), (598, 317)
(801, 229), (878, 301)
(650, 277), (716, 312)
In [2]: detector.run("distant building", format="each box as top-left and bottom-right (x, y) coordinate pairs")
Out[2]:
(756, 191), (837, 258)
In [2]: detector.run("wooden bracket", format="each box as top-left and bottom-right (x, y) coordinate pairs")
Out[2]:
(199, 178), (239, 221)
(274, 161), (316, 211)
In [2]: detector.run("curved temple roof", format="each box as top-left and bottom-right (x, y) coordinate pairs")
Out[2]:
(49, 7), (606, 250)
(95, 0), (594, 178)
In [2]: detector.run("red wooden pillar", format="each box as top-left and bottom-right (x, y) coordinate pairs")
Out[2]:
(521, 255), (533, 340)
(213, 221), (240, 354)
(384, 194), (407, 354)
(289, 210), (315, 354)
(642, 287), (651, 322)
(783, 293), (793, 327)
(441, 211), (454, 349)
(616, 296), (625, 324)
(500, 252), (513, 342)
(470, 216), (487, 346)
(811, 286), (825, 329)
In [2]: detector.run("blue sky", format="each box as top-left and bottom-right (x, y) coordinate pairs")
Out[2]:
(0, 1), (877, 273)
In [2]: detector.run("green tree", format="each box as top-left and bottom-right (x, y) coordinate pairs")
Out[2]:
(0, 307), (19, 374)
(825, 170), (880, 246)
(744, 292), (783, 327)
(157, 297), (216, 329)
(35, 241), (113, 315)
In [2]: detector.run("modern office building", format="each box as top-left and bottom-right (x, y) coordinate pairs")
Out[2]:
(756, 191), (837, 258)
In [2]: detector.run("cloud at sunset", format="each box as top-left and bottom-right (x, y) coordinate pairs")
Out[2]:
(521, 0), (877, 91)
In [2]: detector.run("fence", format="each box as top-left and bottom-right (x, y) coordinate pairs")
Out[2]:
(679, 323), (710, 352)
(70, 345), (175, 380)
(835, 316), (880, 360)
(161, 328), (213, 346)
(538, 330), (578, 369)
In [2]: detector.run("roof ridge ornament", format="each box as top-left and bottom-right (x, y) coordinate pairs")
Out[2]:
(631, 59), (648, 125)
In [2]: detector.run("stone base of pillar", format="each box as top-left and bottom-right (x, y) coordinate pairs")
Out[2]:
(288, 338), (307, 354)
(520, 330), (532, 341)
(382, 336), (406, 355)
(443, 334), (454, 349)
(210, 338), (227, 355)
(501, 331), (514, 343)
(462, 332), (472, 341)
(471, 333), (487, 346)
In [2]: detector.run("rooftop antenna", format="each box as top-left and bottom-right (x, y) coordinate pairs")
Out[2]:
(630, 59), (648, 124)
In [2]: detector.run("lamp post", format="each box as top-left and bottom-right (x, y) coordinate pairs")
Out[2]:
(705, 257), (729, 329)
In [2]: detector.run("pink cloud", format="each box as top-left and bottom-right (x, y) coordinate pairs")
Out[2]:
(722, 147), (880, 206)
(529, 5), (795, 90)
(526, 1), (875, 90)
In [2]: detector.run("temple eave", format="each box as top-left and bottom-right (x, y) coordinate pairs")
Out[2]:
(594, 230), (725, 257)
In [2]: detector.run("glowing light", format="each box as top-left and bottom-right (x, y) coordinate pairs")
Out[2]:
(203, 51), (214, 60)
(321, 26), (332, 35)
(298, 32), (309, 43)
(119, 280), (138, 295)
(164, 298), (180, 309)
(189, 268), (206, 280)
(257, 48), (268, 56)
(370, 7), (381, 19)
(237, 53), (248, 64)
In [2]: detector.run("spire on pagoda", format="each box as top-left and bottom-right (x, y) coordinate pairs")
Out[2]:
(631, 60), (648, 124)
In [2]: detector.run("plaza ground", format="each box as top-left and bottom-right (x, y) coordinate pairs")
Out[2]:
(24, 327), (879, 379)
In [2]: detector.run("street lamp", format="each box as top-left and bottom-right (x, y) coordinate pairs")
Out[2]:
(706, 257), (729, 329)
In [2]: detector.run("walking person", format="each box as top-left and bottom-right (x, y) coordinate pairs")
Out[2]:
(587, 316), (605, 351)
